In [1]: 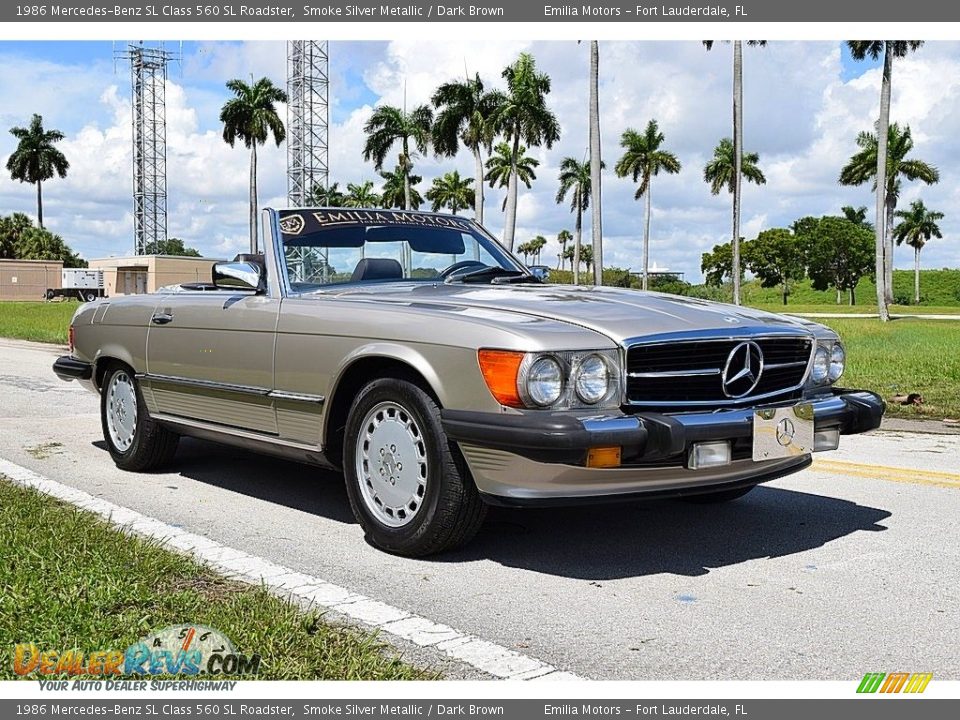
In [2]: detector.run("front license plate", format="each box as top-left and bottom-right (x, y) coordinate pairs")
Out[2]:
(752, 403), (814, 461)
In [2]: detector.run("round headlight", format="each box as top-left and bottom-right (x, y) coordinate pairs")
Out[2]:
(526, 356), (563, 406)
(811, 345), (830, 383)
(575, 354), (609, 404)
(829, 343), (845, 382)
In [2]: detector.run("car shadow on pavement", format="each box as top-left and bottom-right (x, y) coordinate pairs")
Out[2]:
(445, 487), (892, 579)
(92, 438), (892, 578)
(93, 437), (357, 525)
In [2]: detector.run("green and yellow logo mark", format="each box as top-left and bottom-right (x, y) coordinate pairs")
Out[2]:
(857, 672), (933, 694)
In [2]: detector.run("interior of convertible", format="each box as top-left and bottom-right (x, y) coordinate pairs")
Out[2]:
(280, 217), (523, 292)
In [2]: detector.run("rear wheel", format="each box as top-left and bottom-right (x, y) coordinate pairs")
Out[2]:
(344, 378), (486, 557)
(100, 364), (179, 471)
(683, 484), (757, 504)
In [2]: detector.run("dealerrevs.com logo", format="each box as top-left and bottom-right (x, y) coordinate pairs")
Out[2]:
(13, 625), (261, 678)
(857, 672), (933, 694)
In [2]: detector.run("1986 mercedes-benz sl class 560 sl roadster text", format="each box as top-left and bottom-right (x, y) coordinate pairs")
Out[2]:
(54, 208), (884, 556)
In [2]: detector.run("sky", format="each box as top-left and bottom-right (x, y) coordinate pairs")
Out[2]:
(1, 39), (958, 282)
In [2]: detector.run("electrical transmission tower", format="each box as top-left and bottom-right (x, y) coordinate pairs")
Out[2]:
(286, 41), (330, 281)
(115, 42), (180, 255)
(287, 40), (329, 206)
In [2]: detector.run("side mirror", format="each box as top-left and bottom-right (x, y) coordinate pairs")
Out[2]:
(212, 262), (265, 293)
(529, 265), (550, 282)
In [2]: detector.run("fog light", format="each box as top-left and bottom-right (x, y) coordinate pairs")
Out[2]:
(586, 446), (621, 468)
(814, 428), (840, 452)
(688, 441), (731, 470)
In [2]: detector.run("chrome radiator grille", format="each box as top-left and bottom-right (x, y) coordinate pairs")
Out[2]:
(625, 336), (813, 406)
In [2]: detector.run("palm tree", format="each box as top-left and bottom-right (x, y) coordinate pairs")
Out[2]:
(556, 157), (604, 286)
(517, 241), (532, 262)
(704, 137), (766, 296)
(841, 204), (874, 231)
(580, 244), (594, 273)
(485, 141), (539, 212)
(362, 104), (432, 212)
(562, 245), (575, 273)
(703, 40), (767, 305)
(530, 235), (547, 265)
(6, 114), (69, 229)
(432, 73), (505, 225)
(220, 77), (287, 253)
(556, 229), (572, 269)
(893, 199), (943, 305)
(839, 123), (938, 312)
(588, 40), (604, 286)
(615, 120), (682, 290)
(306, 182), (346, 207)
(426, 171), (475, 214)
(847, 41), (924, 320)
(493, 53), (560, 251)
(380, 166), (423, 209)
(344, 181), (381, 208)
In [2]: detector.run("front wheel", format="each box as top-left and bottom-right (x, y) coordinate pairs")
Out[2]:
(343, 378), (487, 557)
(100, 364), (179, 471)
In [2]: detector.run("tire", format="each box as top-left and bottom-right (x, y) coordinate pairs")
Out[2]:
(100, 364), (179, 471)
(82, 291), (97, 302)
(45, 289), (55, 300)
(683, 484), (757, 504)
(343, 378), (487, 557)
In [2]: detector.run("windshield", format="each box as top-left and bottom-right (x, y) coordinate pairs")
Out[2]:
(276, 209), (525, 292)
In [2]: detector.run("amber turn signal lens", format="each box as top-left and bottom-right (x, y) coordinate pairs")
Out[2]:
(477, 349), (524, 407)
(586, 446), (622, 468)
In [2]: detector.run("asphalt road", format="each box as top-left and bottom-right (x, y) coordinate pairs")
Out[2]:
(2, 337), (958, 680)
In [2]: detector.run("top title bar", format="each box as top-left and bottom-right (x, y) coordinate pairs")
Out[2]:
(3, 0), (955, 23)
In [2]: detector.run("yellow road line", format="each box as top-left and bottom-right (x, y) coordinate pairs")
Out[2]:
(812, 459), (960, 489)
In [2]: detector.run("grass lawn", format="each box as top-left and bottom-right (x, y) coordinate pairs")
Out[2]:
(0, 478), (432, 680)
(0, 301), (76, 344)
(749, 303), (960, 316)
(817, 318), (960, 420)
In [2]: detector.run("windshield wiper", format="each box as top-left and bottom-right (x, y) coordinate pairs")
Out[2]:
(445, 267), (539, 284)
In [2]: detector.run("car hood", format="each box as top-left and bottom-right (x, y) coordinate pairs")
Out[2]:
(313, 282), (822, 344)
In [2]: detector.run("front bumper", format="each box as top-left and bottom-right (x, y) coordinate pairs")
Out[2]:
(442, 388), (884, 505)
(53, 355), (93, 382)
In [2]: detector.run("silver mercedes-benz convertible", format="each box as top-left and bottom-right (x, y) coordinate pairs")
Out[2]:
(54, 208), (884, 556)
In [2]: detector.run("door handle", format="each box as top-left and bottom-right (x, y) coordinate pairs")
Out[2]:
(151, 312), (174, 325)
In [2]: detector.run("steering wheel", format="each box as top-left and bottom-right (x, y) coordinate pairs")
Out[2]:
(438, 260), (488, 280)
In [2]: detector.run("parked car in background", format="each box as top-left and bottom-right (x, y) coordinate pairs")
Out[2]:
(53, 208), (884, 556)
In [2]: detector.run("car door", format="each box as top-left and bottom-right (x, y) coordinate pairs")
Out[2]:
(144, 292), (280, 435)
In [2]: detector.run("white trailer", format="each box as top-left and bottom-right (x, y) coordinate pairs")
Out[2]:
(45, 269), (105, 302)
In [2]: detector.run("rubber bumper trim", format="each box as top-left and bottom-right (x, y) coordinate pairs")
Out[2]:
(53, 356), (93, 382)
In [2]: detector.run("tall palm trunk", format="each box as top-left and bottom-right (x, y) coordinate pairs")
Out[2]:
(249, 144), (258, 254)
(731, 40), (743, 306)
(874, 44), (893, 321)
(402, 138), (412, 211)
(642, 185), (652, 291)
(914, 245), (921, 305)
(36, 180), (44, 229)
(885, 194), (896, 303)
(473, 145), (485, 225)
(472, 145), (484, 260)
(573, 194), (582, 286)
(503, 132), (520, 252)
(589, 40), (603, 288)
